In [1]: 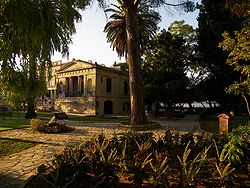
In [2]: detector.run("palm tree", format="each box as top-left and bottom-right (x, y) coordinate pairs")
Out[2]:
(104, 0), (161, 125)
(104, 0), (193, 125)
(104, 1), (160, 57)
(0, 0), (91, 118)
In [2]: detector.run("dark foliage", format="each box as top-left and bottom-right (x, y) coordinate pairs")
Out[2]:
(32, 129), (250, 187)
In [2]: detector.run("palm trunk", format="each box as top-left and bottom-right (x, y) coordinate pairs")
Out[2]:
(125, 3), (147, 125)
(25, 55), (37, 119)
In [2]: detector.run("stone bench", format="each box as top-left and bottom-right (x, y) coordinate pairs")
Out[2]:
(0, 107), (12, 119)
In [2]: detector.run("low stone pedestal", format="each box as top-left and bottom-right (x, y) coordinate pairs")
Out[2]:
(218, 113), (232, 134)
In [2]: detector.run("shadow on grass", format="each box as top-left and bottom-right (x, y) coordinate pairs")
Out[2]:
(0, 137), (41, 158)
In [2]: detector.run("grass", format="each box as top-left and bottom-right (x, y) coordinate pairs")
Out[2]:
(200, 115), (249, 133)
(0, 138), (38, 157)
(0, 112), (52, 132)
(11, 111), (52, 119)
(0, 111), (129, 132)
(0, 119), (30, 131)
(68, 115), (129, 122)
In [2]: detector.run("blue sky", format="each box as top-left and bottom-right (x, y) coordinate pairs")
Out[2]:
(52, 0), (200, 67)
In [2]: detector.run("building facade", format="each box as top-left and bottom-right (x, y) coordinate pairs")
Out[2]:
(47, 59), (130, 116)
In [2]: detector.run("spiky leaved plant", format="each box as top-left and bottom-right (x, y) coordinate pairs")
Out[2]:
(213, 140), (235, 187)
(150, 150), (170, 188)
(178, 141), (211, 187)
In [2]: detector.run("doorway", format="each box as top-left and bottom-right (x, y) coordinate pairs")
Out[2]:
(104, 100), (113, 114)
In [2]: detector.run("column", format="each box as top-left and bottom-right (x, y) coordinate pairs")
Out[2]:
(84, 75), (87, 97)
(65, 77), (69, 96)
(50, 90), (53, 100)
(69, 77), (73, 96)
(49, 90), (52, 100)
(52, 90), (55, 100)
(92, 77), (96, 96)
(78, 76), (81, 96)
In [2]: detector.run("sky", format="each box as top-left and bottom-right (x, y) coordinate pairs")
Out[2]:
(51, 0), (201, 67)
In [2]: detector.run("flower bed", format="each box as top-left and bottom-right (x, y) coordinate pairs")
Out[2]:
(23, 126), (250, 188)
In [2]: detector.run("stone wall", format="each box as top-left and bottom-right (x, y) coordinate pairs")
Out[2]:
(55, 97), (96, 115)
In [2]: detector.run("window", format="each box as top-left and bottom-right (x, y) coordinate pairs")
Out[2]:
(124, 81), (128, 95)
(106, 78), (112, 93)
(101, 77), (103, 83)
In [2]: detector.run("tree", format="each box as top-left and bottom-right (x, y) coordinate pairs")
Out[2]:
(197, 0), (243, 112)
(168, 20), (196, 43)
(143, 25), (194, 117)
(104, 1), (161, 57)
(168, 20), (206, 112)
(0, 71), (27, 118)
(104, 0), (194, 125)
(219, 1), (250, 115)
(0, 0), (90, 118)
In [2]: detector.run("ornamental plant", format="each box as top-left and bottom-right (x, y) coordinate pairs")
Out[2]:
(178, 141), (211, 187)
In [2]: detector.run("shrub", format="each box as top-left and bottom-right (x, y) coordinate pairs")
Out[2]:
(224, 126), (250, 165)
(30, 118), (74, 133)
(30, 118), (44, 131)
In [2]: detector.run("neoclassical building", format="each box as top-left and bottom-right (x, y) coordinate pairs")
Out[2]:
(47, 59), (130, 116)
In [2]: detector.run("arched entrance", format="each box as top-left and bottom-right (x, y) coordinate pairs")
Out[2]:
(104, 100), (113, 114)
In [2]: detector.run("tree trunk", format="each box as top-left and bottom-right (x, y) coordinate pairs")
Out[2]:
(25, 55), (37, 119)
(188, 102), (194, 113)
(25, 97), (37, 119)
(125, 3), (147, 125)
(154, 102), (159, 118)
(242, 94), (250, 116)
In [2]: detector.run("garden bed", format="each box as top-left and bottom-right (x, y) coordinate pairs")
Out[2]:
(22, 127), (250, 188)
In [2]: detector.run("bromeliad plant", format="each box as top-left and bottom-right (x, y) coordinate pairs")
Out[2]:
(178, 141), (211, 187)
(85, 137), (119, 188)
(38, 145), (89, 188)
(150, 150), (170, 188)
(213, 140), (235, 187)
(34, 131), (250, 187)
(120, 139), (153, 188)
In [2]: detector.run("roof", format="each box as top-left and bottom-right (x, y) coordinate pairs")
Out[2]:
(54, 59), (128, 75)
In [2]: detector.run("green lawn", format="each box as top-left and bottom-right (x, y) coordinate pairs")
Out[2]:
(0, 111), (129, 132)
(68, 115), (129, 122)
(11, 111), (52, 119)
(0, 138), (38, 157)
(0, 112), (52, 132)
(36, 112), (129, 123)
(200, 115), (249, 133)
(0, 119), (30, 131)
